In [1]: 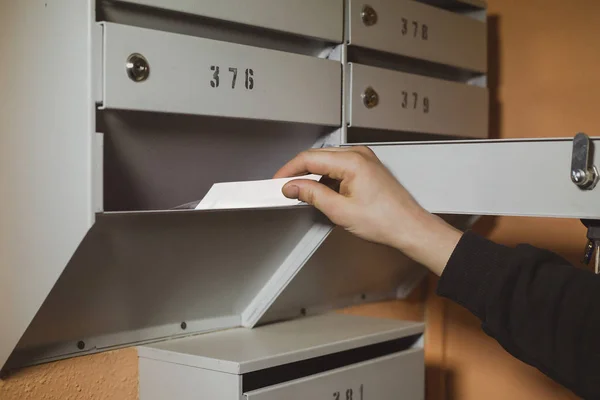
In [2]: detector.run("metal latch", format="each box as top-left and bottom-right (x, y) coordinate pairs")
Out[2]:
(572, 134), (600, 273)
(581, 220), (600, 274)
(571, 132), (598, 190)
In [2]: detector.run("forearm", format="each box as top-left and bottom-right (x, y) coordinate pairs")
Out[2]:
(394, 212), (463, 276)
(437, 231), (600, 399)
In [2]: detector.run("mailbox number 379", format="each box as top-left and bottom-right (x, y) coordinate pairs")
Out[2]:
(210, 65), (254, 90)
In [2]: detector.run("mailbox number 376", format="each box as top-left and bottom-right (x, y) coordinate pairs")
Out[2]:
(210, 65), (254, 90)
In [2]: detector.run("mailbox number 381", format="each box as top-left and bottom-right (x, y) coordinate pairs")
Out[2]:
(333, 384), (364, 400)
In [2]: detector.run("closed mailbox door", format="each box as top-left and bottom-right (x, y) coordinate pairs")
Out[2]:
(347, 0), (487, 72)
(244, 349), (424, 400)
(348, 63), (488, 138)
(101, 23), (342, 126)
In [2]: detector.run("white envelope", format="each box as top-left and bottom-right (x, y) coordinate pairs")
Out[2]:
(195, 174), (322, 210)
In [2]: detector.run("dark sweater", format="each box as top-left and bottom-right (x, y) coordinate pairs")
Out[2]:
(437, 231), (600, 399)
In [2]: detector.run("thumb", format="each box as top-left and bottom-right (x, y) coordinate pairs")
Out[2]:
(283, 180), (345, 222)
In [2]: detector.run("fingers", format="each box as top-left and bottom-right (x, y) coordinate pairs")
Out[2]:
(274, 147), (370, 180)
(282, 179), (346, 224)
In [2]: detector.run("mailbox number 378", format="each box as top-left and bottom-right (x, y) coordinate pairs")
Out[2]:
(210, 65), (254, 90)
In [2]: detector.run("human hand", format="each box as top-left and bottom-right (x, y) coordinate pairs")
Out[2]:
(274, 146), (462, 275)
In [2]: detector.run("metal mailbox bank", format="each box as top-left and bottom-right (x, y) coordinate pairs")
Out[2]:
(1, 0), (599, 399)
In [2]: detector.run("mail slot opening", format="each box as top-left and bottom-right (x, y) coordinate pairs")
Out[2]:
(346, 127), (472, 144)
(242, 334), (422, 392)
(417, 0), (487, 13)
(347, 46), (484, 84)
(98, 110), (336, 212)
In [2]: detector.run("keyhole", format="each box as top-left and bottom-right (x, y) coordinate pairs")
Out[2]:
(126, 53), (150, 82)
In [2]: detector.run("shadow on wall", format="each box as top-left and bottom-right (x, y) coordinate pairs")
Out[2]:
(426, 364), (455, 400)
(441, 300), (579, 400)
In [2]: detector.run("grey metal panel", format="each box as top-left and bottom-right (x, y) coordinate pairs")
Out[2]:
(114, 0), (344, 43)
(93, 133), (104, 213)
(140, 357), (241, 400)
(138, 314), (424, 373)
(348, 0), (487, 72)
(101, 23), (341, 126)
(7, 208), (332, 369)
(241, 221), (335, 327)
(258, 228), (425, 324)
(348, 63), (488, 138)
(369, 139), (600, 219)
(244, 349), (424, 399)
(258, 215), (474, 325)
(0, 0), (95, 371)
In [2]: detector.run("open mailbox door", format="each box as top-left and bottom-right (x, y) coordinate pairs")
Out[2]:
(4, 205), (435, 371)
(368, 137), (600, 220)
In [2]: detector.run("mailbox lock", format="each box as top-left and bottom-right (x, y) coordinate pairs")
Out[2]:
(362, 87), (379, 109)
(126, 53), (150, 82)
(571, 132), (598, 190)
(361, 5), (378, 26)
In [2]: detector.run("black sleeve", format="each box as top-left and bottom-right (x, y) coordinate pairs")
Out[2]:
(436, 231), (600, 399)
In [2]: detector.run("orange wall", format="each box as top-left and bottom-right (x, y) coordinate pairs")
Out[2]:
(428, 0), (600, 399)
(0, 349), (138, 400)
